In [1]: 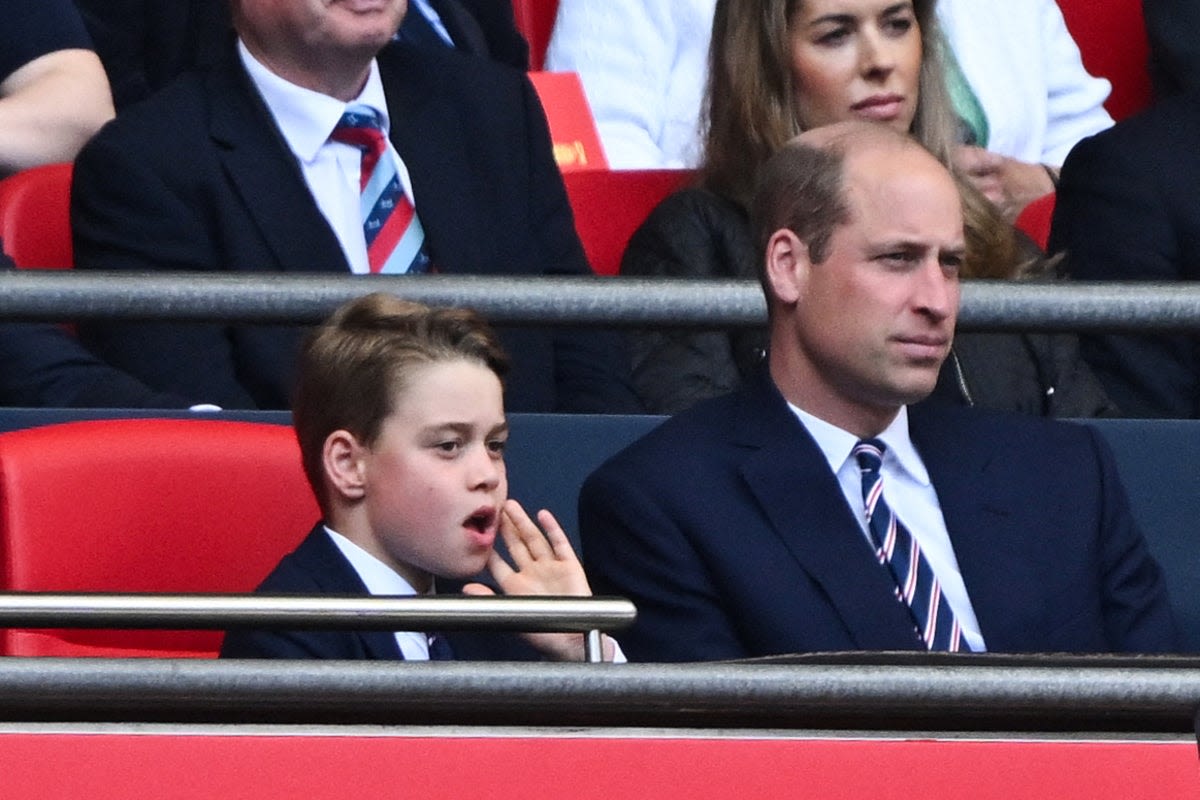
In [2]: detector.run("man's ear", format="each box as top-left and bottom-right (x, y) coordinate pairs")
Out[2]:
(764, 228), (810, 305)
(323, 429), (368, 502)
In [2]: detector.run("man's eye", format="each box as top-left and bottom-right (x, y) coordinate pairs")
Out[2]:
(880, 251), (917, 266)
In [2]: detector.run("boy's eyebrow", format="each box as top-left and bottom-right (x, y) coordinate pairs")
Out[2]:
(424, 420), (509, 436)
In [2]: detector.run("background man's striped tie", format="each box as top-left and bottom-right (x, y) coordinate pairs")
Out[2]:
(331, 104), (431, 274)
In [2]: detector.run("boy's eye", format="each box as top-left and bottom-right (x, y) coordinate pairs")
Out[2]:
(487, 438), (507, 455)
(435, 440), (462, 453)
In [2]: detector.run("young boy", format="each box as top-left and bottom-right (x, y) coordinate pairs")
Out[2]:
(220, 293), (617, 661)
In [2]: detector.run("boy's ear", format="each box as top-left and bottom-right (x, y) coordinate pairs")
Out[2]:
(764, 228), (811, 305)
(323, 429), (368, 502)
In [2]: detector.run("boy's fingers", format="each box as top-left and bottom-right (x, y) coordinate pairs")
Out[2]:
(535, 508), (576, 560)
(503, 499), (553, 559)
(484, 549), (514, 585)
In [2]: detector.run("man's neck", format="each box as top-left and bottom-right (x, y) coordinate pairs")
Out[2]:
(768, 348), (900, 439)
(238, 36), (373, 102)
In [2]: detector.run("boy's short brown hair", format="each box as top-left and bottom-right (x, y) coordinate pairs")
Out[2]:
(293, 293), (509, 514)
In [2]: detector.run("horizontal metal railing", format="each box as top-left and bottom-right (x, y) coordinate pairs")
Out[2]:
(0, 271), (1199, 332)
(0, 594), (635, 663)
(0, 654), (1195, 732)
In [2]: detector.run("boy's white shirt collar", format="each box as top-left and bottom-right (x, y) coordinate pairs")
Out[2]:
(324, 525), (422, 597)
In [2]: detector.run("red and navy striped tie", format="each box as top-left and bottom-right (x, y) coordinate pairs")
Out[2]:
(853, 439), (971, 652)
(331, 105), (431, 274)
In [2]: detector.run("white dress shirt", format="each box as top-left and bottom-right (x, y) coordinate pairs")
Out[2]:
(237, 40), (418, 275)
(789, 405), (987, 651)
(325, 526), (434, 660)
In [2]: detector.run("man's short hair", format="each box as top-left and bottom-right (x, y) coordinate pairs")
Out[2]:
(293, 293), (509, 513)
(749, 139), (851, 288)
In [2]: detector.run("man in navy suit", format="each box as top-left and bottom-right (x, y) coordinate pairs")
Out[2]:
(70, 0), (639, 414)
(579, 122), (1178, 662)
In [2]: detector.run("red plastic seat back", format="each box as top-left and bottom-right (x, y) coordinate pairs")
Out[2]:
(564, 169), (694, 275)
(511, 0), (559, 70)
(1056, 0), (1153, 121)
(0, 419), (319, 657)
(0, 163), (74, 269)
(1015, 191), (1057, 252)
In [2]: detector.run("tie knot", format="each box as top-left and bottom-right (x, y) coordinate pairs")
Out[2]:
(331, 105), (386, 153)
(852, 438), (886, 474)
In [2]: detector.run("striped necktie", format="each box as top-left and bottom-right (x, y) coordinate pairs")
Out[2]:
(852, 439), (971, 652)
(330, 105), (431, 274)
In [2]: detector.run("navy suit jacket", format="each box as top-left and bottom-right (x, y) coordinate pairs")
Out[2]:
(220, 524), (536, 661)
(71, 41), (639, 413)
(1050, 92), (1200, 418)
(579, 370), (1179, 662)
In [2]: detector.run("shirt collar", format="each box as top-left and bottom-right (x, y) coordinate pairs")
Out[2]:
(788, 404), (931, 486)
(324, 525), (423, 597)
(237, 38), (391, 164)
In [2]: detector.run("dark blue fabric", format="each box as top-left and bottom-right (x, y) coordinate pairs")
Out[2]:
(579, 370), (1181, 661)
(0, 0), (92, 82)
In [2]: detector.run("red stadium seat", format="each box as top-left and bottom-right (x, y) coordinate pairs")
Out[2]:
(563, 169), (694, 275)
(0, 162), (74, 269)
(0, 419), (319, 657)
(1014, 191), (1057, 252)
(511, 0), (558, 71)
(1055, 0), (1153, 121)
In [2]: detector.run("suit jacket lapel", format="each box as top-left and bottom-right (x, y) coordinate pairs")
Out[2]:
(205, 50), (350, 274)
(426, 0), (490, 57)
(290, 525), (405, 660)
(908, 405), (1021, 648)
(733, 372), (923, 650)
(379, 45), (488, 274)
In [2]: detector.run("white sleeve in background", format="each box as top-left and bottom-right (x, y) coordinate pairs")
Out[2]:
(937, 0), (1112, 166)
(544, 0), (716, 170)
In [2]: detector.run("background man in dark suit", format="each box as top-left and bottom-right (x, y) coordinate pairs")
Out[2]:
(73, 0), (529, 110)
(1143, 0), (1200, 98)
(1049, 93), (1200, 418)
(71, 0), (638, 413)
(579, 122), (1178, 662)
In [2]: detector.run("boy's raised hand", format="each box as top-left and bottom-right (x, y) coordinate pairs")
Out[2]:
(463, 499), (615, 661)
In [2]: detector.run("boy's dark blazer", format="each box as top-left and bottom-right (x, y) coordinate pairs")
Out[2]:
(71, 40), (639, 413)
(578, 370), (1180, 662)
(219, 524), (534, 661)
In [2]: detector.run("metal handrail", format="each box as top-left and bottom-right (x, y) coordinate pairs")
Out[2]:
(0, 593), (636, 663)
(1, 271), (1200, 332)
(0, 655), (1195, 732)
